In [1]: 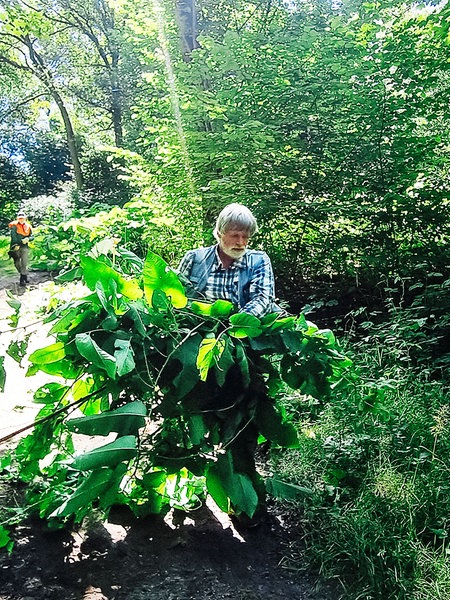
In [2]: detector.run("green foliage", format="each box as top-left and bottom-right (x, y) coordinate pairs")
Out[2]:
(2, 2), (450, 595)
(3, 0), (450, 295)
(29, 177), (192, 273)
(0, 156), (34, 228)
(272, 301), (450, 599)
(121, 0), (450, 292)
(1, 250), (351, 528)
(0, 525), (13, 553)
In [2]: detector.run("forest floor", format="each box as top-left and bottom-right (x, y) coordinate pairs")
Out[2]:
(0, 270), (339, 600)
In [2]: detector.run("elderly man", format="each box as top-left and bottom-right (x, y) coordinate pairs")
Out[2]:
(178, 203), (277, 317)
(178, 203), (280, 527)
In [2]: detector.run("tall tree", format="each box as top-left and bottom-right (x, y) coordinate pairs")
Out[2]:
(38, 0), (131, 147)
(0, 2), (84, 187)
(175, 0), (200, 60)
(123, 0), (450, 284)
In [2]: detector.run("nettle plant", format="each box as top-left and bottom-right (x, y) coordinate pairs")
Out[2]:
(1, 250), (353, 532)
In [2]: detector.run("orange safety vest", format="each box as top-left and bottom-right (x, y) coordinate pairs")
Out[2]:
(9, 221), (32, 236)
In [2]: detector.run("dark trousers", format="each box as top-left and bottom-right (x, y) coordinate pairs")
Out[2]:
(12, 245), (29, 275)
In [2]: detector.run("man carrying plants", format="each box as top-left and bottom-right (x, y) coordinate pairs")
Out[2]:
(178, 203), (281, 526)
(8, 210), (34, 286)
(0, 203), (349, 536)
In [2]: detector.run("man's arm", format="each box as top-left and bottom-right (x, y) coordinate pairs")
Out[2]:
(241, 252), (276, 318)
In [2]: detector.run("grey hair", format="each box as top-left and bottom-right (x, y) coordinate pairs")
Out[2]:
(213, 203), (258, 241)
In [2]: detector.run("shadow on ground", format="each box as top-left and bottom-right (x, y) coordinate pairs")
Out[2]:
(0, 500), (337, 600)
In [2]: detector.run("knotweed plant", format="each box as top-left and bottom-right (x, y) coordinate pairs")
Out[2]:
(0, 249), (352, 546)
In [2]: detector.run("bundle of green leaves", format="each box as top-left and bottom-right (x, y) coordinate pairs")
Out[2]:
(1, 249), (353, 533)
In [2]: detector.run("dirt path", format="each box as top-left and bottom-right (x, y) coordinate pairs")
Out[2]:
(0, 271), (56, 444)
(0, 272), (338, 600)
(0, 496), (336, 600)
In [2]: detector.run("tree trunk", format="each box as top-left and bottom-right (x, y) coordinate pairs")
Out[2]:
(175, 0), (200, 61)
(52, 89), (84, 189)
(110, 51), (124, 147)
(25, 34), (84, 189)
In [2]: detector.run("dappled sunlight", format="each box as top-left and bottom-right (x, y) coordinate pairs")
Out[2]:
(151, 0), (196, 198)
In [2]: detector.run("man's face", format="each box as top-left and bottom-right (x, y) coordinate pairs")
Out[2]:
(219, 227), (250, 260)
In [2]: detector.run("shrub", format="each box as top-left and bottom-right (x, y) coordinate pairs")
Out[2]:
(273, 317), (450, 599)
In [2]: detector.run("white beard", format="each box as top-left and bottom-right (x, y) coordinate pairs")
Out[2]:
(224, 248), (246, 260)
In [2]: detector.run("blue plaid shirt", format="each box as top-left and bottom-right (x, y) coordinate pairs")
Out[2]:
(178, 245), (275, 318)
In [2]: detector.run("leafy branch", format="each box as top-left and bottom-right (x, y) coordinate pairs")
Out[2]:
(0, 249), (355, 539)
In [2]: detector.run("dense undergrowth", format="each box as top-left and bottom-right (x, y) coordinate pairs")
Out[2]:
(273, 274), (450, 599)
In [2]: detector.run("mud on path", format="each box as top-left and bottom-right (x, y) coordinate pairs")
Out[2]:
(0, 271), (337, 600)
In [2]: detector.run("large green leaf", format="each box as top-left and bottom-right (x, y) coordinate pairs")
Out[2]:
(229, 313), (262, 338)
(266, 316), (296, 332)
(280, 355), (308, 389)
(27, 358), (81, 379)
(171, 334), (202, 398)
(280, 329), (305, 353)
(265, 477), (313, 500)
(191, 299), (233, 317)
(95, 279), (113, 312)
(214, 337), (234, 387)
(71, 435), (137, 470)
(114, 338), (135, 376)
(208, 452), (258, 517)
(75, 333), (116, 378)
(314, 329), (336, 346)
(254, 397), (299, 448)
(67, 401), (146, 436)
(206, 466), (229, 513)
(49, 305), (95, 334)
(50, 468), (116, 518)
(29, 342), (66, 365)
(280, 354), (332, 397)
(81, 255), (142, 300)
(143, 250), (187, 309)
(55, 266), (83, 282)
(50, 294), (100, 333)
(196, 336), (225, 381)
(188, 415), (207, 446)
(33, 382), (69, 405)
(98, 463), (128, 509)
(151, 288), (172, 312)
(260, 313), (280, 328)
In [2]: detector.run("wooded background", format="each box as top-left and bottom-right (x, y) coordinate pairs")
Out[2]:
(1, 0), (449, 304)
